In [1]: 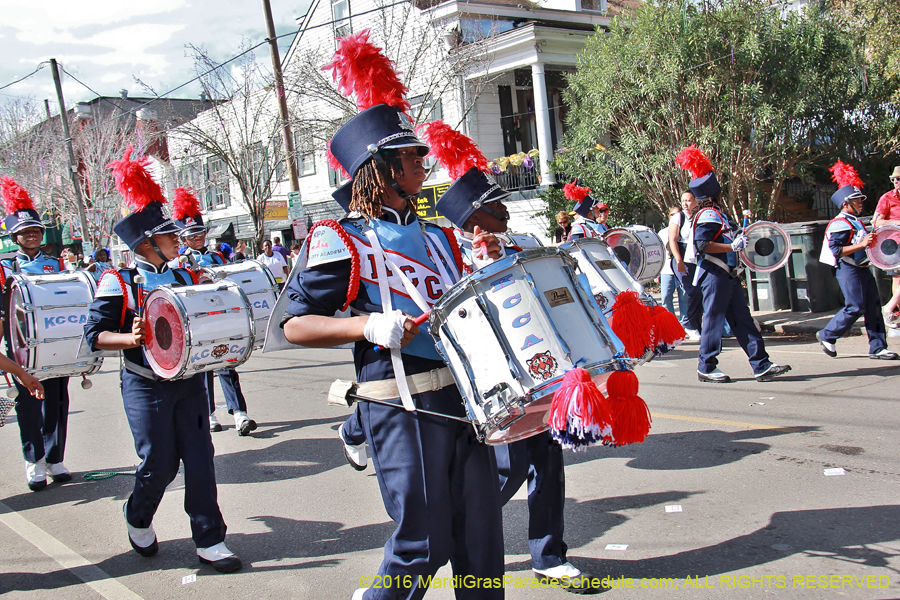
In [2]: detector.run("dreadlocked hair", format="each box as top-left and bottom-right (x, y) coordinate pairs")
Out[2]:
(350, 153), (416, 219)
(698, 192), (722, 211)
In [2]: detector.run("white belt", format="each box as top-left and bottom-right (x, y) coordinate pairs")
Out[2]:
(328, 367), (455, 406)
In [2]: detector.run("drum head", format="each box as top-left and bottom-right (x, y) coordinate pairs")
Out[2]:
(603, 226), (664, 281)
(740, 221), (791, 272)
(603, 229), (640, 276)
(144, 292), (187, 379)
(7, 282), (31, 369)
(868, 224), (900, 270)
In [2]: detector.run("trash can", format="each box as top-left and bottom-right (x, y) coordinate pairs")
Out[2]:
(781, 221), (844, 313)
(746, 266), (790, 311)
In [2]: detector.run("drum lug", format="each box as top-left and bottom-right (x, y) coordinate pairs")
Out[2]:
(482, 382), (510, 401)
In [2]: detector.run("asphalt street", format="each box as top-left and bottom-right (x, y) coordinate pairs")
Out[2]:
(1, 332), (898, 599)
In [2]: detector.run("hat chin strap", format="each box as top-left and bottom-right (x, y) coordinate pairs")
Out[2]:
(144, 234), (170, 267)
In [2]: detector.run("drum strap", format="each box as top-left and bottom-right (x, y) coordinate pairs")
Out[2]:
(364, 229), (417, 413)
(328, 367), (455, 404)
(123, 358), (161, 381)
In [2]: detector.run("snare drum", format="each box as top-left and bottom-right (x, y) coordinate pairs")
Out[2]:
(603, 225), (665, 282)
(143, 280), (254, 380)
(498, 232), (543, 250)
(560, 237), (650, 316)
(6, 271), (103, 380)
(430, 247), (624, 445)
(202, 259), (278, 348)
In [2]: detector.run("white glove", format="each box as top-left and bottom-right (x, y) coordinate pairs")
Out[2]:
(471, 241), (496, 270)
(363, 310), (409, 349)
(730, 235), (749, 252)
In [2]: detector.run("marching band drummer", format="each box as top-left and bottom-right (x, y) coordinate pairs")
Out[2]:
(564, 182), (601, 241)
(676, 146), (791, 383)
(0, 176), (73, 492)
(83, 147), (241, 573)
(815, 162), (898, 360)
(281, 34), (506, 595)
(172, 188), (258, 436)
(433, 162), (600, 594)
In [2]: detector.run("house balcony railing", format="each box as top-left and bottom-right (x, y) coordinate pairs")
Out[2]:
(496, 164), (540, 191)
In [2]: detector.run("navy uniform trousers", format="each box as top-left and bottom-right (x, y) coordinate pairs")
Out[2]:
(206, 370), (248, 414)
(121, 368), (226, 549)
(820, 263), (887, 354)
(494, 432), (566, 571)
(358, 386), (504, 600)
(698, 268), (770, 375)
(15, 377), (69, 464)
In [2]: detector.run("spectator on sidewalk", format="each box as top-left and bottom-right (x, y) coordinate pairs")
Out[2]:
(659, 205), (686, 319)
(271, 237), (290, 261)
(258, 240), (288, 290)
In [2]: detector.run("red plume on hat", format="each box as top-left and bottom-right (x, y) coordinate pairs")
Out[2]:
(172, 187), (203, 221)
(106, 145), (167, 212)
(322, 29), (410, 114)
(0, 176), (37, 214)
(829, 160), (865, 189)
(676, 144), (715, 179)
(420, 121), (488, 181)
(563, 181), (591, 202)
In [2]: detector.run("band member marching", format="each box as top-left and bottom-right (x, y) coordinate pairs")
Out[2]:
(281, 31), (505, 599)
(424, 121), (601, 594)
(0, 176), (73, 491)
(816, 161), (898, 360)
(675, 145), (791, 383)
(564, 182), (602, 241)
(172, 187), (258, 435)
(83, 147), (241, 572)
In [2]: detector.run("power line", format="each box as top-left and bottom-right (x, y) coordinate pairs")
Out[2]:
(0, 62), (48, 91)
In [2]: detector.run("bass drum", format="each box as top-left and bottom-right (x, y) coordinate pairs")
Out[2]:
(6, 271), (102, 380)
(143, 280), (254, 380)
(602, 225), (665, 283)
(202, 259), (279, 349)
(868, 224), (900, 271)
(740, 221), (791, 272)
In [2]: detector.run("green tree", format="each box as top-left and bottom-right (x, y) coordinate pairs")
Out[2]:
(555, 0), (900, 222)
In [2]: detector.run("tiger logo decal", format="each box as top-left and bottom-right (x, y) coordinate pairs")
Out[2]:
(527, 351), (558, 381)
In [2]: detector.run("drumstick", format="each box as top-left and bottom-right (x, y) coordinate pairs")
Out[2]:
(742, 209), (751, 230)
(134, 275), (145, 317)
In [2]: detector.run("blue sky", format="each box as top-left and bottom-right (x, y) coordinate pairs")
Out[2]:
(0, 0), (312, 107)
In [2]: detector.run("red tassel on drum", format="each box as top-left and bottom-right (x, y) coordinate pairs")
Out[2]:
(649, 304), (685, 354)
(609, 290), (653, 358)
(604, 369), (651, 446)
(548, 367), (613, 450)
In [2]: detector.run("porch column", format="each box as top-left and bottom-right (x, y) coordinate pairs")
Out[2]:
(531, 62), (556, 185)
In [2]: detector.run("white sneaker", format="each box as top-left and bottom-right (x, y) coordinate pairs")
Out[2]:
(25, 458), (47, 491)
(684, 328), (701, 341)
(233, 410), (257, 436)
(46, 462), (72, 482)
(351, 589), (368, 600)
(209, 411), (222, 432)
(339, 428), (367, 471)
(534, 562), (581, 580)
(884, 307), (900, 329)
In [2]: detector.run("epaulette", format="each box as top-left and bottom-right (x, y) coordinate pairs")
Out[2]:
(306, 219), (360, 311)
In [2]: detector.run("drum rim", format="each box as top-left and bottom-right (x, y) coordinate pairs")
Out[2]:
(739, 221), (791, 273)
(601, 226), (664, 282)
(143, 286), (190, 379)
(867, 224), (900, 270)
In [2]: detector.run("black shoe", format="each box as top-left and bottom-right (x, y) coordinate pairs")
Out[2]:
(199, 555), (242, 573)
(869, 349), (900, 360)
(238, 419), (257, 436)
(697, 369), (731, 383)
(816, 331), (837, 358)
(755, 364), (791, 381)
(28, 479), (47, 492)
(129, 534), (159, 557)
(210, 423), (222, 432)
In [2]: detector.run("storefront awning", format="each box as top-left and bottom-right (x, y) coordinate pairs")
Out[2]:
(207, 221), (234, 239)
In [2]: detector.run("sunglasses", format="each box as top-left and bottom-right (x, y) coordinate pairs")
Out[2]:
(892, 177), (900, 182)
(597, 209), (609, 213)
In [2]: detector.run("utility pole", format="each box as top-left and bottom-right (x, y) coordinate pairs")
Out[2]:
(262, 0), (300, 192)
(50, 58), (92, 254)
